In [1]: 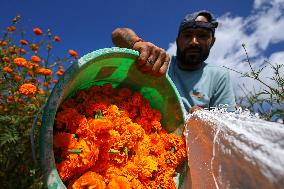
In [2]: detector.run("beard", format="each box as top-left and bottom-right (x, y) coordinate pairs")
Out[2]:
(176, 45), (210, 68)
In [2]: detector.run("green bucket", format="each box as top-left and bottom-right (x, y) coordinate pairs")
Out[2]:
(40, 47), (187, 188)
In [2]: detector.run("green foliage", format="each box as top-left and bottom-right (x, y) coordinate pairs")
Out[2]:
(227, 44), (284, 122)
(0, 16), (77, 188)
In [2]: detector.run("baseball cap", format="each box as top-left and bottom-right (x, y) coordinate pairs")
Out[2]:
(178, 10), (218, 36)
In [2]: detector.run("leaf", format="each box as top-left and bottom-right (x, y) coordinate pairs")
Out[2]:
(123, 147), (129, 157)
(0, 127), (19, 146)
(108, 149), (120, 154)
(67, 149), (81, 154)
(94, 109), (103, 119)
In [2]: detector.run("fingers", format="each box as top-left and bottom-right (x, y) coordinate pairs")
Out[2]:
(133, 41), (169, 76)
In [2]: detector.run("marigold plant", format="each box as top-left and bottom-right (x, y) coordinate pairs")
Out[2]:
(0, 15), (78, 188)
(54, 84), (187, 189)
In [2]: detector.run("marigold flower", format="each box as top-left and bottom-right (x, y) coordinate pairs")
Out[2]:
(14, 75), (22, 81)
(69, 50), (78, 59)
(2, 57), (10, 62)
(39, 88), (45, 95)
(19, 48), (27, 54)
(33, 27), (43, 35)
(108, 176), (131, 189)
(54, 36), (61, 42)
(56, 71), (63, 76)
(20, 39), (29, 45)
(30, 43), (39, 51)
(43, 82), (49, 87)
(7, 26), (16, 31)
(35, 68), (52, 76)
(31, 55), (41, 63)
(14, 57), (27, 67)
(46, 45), (52, 50)
(19, 83), (37, 96)
(0, 40), (8, 46)
(27, 71), (34, 77)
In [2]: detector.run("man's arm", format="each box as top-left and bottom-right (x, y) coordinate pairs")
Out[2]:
(112, 28), (170, 76)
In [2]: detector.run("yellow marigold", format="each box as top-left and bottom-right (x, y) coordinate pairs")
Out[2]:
(33, 27), (43, 35)
(19, 83), (37, 96)
(20, 39), (29, 45)
(31, 55), (41, 63)
(69, 50), (78, 59)
(3, 67), (13, 73)
(14, 57), (27, 67)
(36, 68), (52, 76)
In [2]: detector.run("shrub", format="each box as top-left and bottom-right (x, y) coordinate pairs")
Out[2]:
(0, 15), (78, 188)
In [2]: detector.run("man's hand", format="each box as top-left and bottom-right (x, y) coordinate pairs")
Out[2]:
(133, 41), (170, 76)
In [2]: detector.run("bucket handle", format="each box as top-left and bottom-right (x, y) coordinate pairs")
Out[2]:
(30, 104), (46, 161)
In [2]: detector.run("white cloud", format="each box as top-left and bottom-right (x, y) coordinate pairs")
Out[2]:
(167, 0), (284, 98)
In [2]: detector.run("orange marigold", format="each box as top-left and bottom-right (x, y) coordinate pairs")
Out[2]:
(3, 67), (13, 73)
(56, 71), (63, 76)
(2, 57), (10, 62)
(54, 36), (61, 42)
(20, 39), (29, 45)
(14, 57), (27, 67)
(35, 68), (52, 76)
(69, 50), (78, 59)
(7, 26), (16, 31)
(19, 83), (37, 96)
(14, 75), (22, 81)
(33, 27), (43, 35)
(39, 88), (45, 95)
(19, 48), (27, 54)
(31, 55), (41, 63)
(30, 43), (39, 52)
(0, 40), (8, 46)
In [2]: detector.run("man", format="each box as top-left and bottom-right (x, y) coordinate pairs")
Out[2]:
(112, 10), (236, 112)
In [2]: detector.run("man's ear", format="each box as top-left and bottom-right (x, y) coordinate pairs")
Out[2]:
(210, 37), (216, 48)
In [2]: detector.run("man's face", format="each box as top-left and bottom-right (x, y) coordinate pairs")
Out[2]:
(176, 16), (215, 70)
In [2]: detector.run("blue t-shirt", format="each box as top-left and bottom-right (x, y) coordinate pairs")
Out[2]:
(167, 56), (236, 112)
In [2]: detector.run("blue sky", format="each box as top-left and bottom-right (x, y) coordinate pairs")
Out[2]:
(1, 0), (254, 56)
(1, 0), (284, 97)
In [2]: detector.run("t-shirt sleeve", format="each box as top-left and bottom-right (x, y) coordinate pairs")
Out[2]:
(210, 71), (236, 112)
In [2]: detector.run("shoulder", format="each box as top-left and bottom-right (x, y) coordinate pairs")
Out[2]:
(204, 63), (228, 72)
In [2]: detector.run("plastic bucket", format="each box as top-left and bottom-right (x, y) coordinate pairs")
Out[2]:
(40, 47), (187, 188)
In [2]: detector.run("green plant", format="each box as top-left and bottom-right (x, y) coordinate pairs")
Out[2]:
(225, 44), (284, 122)
(0, 16), (78, 188)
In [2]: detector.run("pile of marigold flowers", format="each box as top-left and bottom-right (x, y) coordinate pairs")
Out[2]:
(54, 83), (187, 189)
